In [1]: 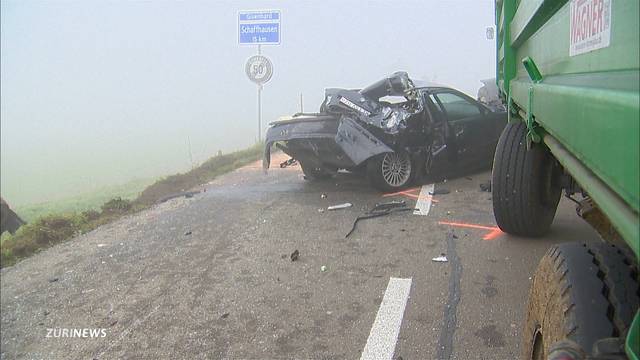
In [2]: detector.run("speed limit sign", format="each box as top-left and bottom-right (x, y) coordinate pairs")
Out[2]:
(245, 55), (273, 85)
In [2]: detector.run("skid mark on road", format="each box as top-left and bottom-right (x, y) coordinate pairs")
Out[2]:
(361, 277), (412, 360)
(438, 221), (504, 240)
(436, 232), (462, 360)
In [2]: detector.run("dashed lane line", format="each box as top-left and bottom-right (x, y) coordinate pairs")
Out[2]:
(360, 277), (413, 360)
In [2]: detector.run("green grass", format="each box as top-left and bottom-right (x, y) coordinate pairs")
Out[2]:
(1, 143), (264, 268)
(14, 178), (156, 223)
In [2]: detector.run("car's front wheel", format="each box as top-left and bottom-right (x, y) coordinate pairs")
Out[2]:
(367, 151), (413, 192)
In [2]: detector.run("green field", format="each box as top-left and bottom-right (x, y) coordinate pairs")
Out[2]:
(13, 177), (157, 223)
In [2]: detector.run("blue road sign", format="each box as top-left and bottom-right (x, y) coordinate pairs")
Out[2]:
(238, 10), (281, 45)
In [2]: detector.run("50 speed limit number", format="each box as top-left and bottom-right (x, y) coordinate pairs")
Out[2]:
(245, 55), (273, 85)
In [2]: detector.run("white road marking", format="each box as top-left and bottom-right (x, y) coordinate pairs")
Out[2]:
(413, 183), (434, 216)
(361, 277), (412, 360)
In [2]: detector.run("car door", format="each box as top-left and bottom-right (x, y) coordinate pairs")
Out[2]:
(432, 90), (493, 167)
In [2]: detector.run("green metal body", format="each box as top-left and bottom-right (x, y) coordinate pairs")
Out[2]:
(496, 0), (639, 358)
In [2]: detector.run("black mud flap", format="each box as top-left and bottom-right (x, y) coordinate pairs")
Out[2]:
(335, 117), (393, 166)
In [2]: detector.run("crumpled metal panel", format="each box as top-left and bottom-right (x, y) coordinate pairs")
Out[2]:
(334, 117), (393, 165)
(263, 116), (339, 171)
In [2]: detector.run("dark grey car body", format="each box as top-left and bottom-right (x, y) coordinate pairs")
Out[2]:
(263, 72), (507, 188)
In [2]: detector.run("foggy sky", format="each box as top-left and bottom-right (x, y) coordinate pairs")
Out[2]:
(1, 0), (496, 206)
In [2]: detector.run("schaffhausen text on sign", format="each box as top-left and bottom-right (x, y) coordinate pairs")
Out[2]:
(238, 10), (281, 45)
(569, 0), (612, 56)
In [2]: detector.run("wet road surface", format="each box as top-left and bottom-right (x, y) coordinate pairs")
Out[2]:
(0, 153), (600, 359)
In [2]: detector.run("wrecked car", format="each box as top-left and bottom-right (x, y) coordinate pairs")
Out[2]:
(263, 72), (507, 191)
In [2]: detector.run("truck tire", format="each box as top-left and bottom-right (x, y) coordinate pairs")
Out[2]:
(367, 151), (413, 192)
(300, 161), (334, 180)
(492, 121), (561, 236)
(522, 242), (639, 359)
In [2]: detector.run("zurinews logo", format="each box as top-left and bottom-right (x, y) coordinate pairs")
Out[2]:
(46, 328), (107, 338)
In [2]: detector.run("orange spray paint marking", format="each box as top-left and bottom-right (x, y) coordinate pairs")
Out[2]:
(382, 187), (420, 197)
(437, 221), (504, 241)
(382, 187), (439, 203)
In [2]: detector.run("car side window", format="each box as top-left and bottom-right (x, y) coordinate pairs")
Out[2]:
(434, 92), (481, 121)
(427, 94), (446, 119)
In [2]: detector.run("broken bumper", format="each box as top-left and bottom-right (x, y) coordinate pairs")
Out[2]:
(263, 115), (393, 172)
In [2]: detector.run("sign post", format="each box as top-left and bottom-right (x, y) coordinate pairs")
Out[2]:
(239, 10), (281, 142)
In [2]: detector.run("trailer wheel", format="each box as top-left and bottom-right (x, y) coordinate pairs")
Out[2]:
(492, 121), (561, 236)
(523, 242), (639, 359)
(367, 151), (413, 192)
(300, 161), (334, 180)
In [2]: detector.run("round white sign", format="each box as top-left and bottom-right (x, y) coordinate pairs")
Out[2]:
(245, 55), (273, 85)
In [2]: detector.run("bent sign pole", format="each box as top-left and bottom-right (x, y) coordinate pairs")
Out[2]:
(239, 10), (280, 142)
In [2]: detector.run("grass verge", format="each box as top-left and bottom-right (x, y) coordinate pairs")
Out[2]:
(14, 178), (156, 223)
(1, 143), (263, 268)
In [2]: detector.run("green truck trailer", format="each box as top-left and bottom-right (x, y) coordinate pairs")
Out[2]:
(494, 0), (639, 359)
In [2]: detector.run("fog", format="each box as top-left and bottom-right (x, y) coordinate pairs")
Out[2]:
(1, 0), (495, 206)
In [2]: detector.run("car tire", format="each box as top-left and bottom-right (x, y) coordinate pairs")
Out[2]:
(300, 161), (334, 180)
(367, 151), (413, 192)
(522, 242), (639, 359)
(492, 121), (561, 237)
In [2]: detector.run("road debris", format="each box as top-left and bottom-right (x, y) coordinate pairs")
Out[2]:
(432, 255), (448, 262)
(345, 201), (413, 238)
(279, 158), (298, 168)
(317, 208), (325, 213)
(321, 193), (327, 199)
(157, 190), (200, 203)
(429, 188), (450, 195)
(372, 200), (406, 211)
(320, 265), (328, 272)
(327, 203), (352, 211)
(480, 180), (492, 192)
(290, 250), (299, 262)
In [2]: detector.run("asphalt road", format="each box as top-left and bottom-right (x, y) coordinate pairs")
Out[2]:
(0, 153), (601, 360)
